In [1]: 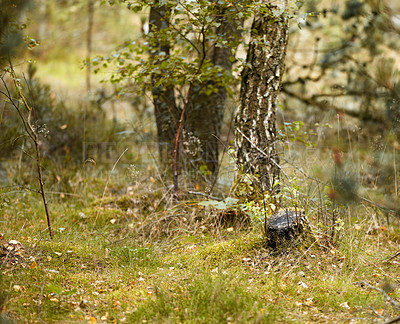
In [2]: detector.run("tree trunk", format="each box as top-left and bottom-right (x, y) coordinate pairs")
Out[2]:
(185, 11), (240, 184)
(149, 4), (180, 176)
(235, 3), (289, 193)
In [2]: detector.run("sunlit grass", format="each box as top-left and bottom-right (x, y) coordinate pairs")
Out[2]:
(1, 181), (400, 323)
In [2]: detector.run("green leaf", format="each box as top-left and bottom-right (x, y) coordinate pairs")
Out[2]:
(64, 288), (78, 296)
(224, 197), (239, 208)
(47, 284), (63, 295)
(198, 200), (227, 210)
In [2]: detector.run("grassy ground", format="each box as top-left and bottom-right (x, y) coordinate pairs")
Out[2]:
(1, 179), (400, 323)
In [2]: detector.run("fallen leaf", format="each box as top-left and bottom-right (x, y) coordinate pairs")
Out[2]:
(54, 252), (62, 256)
(89, 317), (97, 324)
(30, 261), (37, 269)
(298, 281), (308, 289)
(13, 285), (21, 292)
(304, 298), (313, 306)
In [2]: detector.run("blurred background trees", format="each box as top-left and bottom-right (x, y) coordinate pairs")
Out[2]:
(0, 0), (32, 67)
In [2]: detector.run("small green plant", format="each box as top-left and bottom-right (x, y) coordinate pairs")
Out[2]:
(47, 284), (78, 301)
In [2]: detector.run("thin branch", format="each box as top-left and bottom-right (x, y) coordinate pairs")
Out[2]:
(384, 315), (400, 324)
(355, 280), (400, 310)
(282, 86), (386, 123)
(1, 65), (53, 239)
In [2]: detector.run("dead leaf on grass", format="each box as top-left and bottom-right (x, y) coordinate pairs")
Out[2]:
(88, 316), (97, 323)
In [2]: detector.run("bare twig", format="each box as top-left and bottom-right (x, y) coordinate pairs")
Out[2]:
(384, 315), (400, 324)
(355, 280), (400, 310)
(382, 250), (400, 263)
(37, 277), (47, 324)
(94, 148), (128, 223)
(1, 65), (53, 239)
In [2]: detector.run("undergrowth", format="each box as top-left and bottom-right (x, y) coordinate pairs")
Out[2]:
(1, 181), (400, 323)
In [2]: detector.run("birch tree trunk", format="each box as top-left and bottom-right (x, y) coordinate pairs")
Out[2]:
(235, 2), (289, 193)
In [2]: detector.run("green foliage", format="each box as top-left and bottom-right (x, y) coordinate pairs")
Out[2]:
(0, 0), (32, 67)
(279, 120), (315, 147)
(91, 0), (256, 98)
(200, 177), (303, 226)
(198, 197), (239, 210)
(47, 283), (77, 297)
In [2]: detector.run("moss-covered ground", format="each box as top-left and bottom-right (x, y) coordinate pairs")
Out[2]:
(1, 187), (400, 324)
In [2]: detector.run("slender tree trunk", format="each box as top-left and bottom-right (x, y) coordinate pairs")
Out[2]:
(185, 11), (240, 182)
(86, 0), (94, 93)
(235, 3), (289, 193)
(149, 4), (180, 176)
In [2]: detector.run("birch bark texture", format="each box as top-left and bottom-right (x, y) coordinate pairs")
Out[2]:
(235, 1), (289, 193)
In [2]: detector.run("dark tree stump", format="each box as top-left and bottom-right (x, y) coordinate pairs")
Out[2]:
(266, 209), (309, 248)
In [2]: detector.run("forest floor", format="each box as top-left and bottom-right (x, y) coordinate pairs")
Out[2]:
(1, 183), (400, 324)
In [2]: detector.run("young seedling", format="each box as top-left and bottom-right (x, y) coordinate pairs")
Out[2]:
(0, 64), (53, 239)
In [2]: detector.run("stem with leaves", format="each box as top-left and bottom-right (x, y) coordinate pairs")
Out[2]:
(0, 65), (53, 239)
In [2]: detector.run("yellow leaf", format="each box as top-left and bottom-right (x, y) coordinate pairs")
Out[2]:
(30, 261), (37, 269)
(89, 317), (97, 324)
(304, 298), (313, 306)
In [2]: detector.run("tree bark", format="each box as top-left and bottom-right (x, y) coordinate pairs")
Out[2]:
(185, 11), (240, 183)
(149, 4), (180, 176)
(235, 3), (289, 193)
